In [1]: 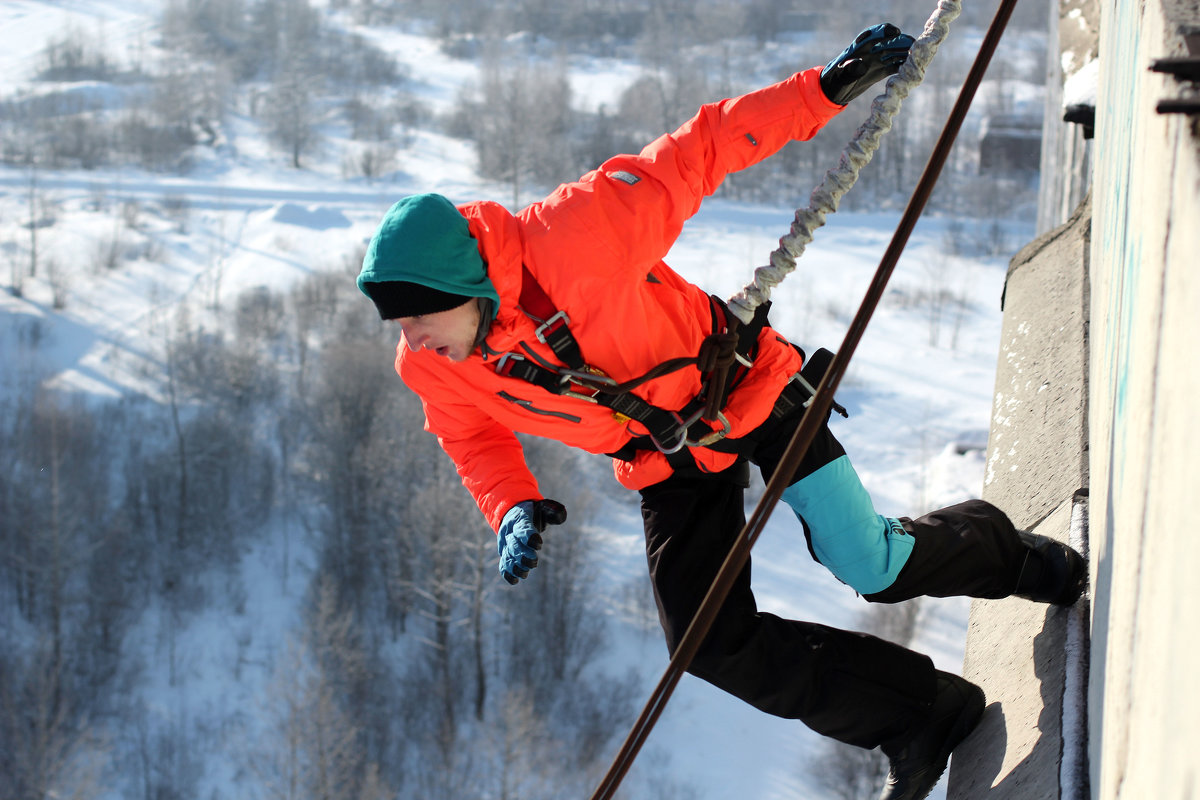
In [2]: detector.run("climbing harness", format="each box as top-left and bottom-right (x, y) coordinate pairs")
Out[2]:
(589, 0), (1024, 796)
(495, 264), (766, 459)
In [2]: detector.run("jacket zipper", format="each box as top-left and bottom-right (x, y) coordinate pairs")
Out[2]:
(497, 391), (583, 423)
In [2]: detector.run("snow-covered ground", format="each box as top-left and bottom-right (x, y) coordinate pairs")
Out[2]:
(0, 2), (1035, 798)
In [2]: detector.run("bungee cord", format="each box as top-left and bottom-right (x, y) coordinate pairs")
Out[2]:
(726, 0), (963, 324)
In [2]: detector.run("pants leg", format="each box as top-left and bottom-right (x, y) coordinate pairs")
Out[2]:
(752, 409), (1027, 603)
(640, 468), (937, 748)
(863, 499), (1028, 603)
(751, 411), (915, 594)
(780, 455), (915, 594)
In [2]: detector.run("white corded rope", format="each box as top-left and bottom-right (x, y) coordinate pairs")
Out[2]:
(726, 0), (964, 324)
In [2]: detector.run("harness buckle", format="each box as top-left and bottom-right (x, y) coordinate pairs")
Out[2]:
(494, 352), (525, 376)
(774, 369), (849, 420)
(558, 366), (616, 388)
(535, 310), (571, 344)
(793, 371), (819, 408)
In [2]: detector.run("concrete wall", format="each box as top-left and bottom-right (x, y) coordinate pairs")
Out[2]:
(1087, 0), (1200, 796)
(947, 192), (1092, 800)
(952, 0), (1200, 797)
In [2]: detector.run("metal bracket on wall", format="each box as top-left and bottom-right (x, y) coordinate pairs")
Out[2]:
(1152, 27), (1200, 115)
(1151, 28), (1200, 115)
(1152, 59), (1200, 114)
(1151, 56), (1200, 82)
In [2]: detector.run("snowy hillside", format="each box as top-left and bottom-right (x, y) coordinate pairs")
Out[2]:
(1, 1), (1042, 799)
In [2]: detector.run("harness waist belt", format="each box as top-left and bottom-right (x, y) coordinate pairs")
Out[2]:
(607, 347), (848, 462)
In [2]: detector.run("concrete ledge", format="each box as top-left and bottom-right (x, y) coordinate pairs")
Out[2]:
(947, 196), (1091, 799)
(949, 496), (1090, 799)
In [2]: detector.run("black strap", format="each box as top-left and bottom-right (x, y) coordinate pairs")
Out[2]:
(613, 346), (849, 461)
(518, 265), (586, 370)
(508, 269), (845, 463)
(503, 266), (736, 454)
(495, 349), (707, 455)
(707, 296), (772, 413)
(494, 353), (563, 394)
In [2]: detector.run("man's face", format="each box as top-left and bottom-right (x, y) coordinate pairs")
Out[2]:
(396, 299), (482, 362)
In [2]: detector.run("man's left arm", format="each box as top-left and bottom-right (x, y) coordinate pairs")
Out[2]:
(525, 24), (913, 273)
(523, 67), (841, 274)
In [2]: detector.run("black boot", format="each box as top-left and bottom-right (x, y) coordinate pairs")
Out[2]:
(878, 671), (985, 800)
(1013, 530), (1087, 606)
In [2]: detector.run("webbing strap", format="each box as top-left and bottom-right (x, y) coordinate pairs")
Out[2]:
(519, 265), (585, 370)
(507, 269), (757, 454)
(518, 264), (555, 321)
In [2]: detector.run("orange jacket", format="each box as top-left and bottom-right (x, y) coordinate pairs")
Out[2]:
(397, 67), (842, 531)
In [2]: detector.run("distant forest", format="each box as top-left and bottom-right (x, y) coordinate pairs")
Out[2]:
(1, 0), (1047, 211)
(3, 254), (637, 798)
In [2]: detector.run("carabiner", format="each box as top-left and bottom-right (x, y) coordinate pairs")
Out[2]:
(648, 407), (706, 455)
(686, 411), (730, 448)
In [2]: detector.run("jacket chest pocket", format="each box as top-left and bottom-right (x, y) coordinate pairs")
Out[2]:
(497, 391), (583, 423)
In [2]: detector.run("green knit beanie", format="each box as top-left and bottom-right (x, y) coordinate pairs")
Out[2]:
(358, 193), (500, 320)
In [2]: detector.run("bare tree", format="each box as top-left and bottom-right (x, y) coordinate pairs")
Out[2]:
(247, 578), (392, 800)
(0, 642), (107, 800)
(23, 164), (53, 279)
(259, 0), (325, 167)
(403, 465), (488, 755)
(35, 27), (114, 82)
(264, 56), (322, 168)
(465, 48), (576, 206)
(0, 391), (112, 679)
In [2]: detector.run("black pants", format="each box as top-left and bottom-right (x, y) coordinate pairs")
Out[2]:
(638, 412), (1026, 748)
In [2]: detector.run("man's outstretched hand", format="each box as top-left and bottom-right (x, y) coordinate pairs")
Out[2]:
(820, 23), (916, 106)
(498, 499), (567, 585)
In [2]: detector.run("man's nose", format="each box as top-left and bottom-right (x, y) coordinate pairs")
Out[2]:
(403, 327), (425, 351)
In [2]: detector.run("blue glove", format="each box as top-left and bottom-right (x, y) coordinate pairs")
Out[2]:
(497, 499), (567, 585)
(820, 23), (916, 105)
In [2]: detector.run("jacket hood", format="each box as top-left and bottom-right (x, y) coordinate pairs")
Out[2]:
(456, 200), (531, 354)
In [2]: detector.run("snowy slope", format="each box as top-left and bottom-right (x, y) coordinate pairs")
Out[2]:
(0, 3), (1030, 798)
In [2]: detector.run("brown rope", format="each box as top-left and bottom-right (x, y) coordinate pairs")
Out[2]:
(587, 0), (1021, 795)
(567, 330), (740, 397)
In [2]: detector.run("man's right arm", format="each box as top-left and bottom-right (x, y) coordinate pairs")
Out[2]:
(432, 410), (542, 532)
(400, 353), (541, 532)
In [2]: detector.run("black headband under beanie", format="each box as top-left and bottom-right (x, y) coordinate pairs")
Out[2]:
(362, 280), (473, 320)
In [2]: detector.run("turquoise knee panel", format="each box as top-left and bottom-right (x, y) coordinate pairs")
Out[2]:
(780, 455), (914, 595)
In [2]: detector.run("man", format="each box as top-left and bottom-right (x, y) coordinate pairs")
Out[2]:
(357, 24), (1086, 800)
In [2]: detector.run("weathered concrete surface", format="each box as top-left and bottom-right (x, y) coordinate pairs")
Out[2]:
(947, 194), (1091, 800)
(951, 0), (1200, 795)
(1087, 0), (1200, 796)
(987, 194), (1091, 526)
(950, 502), (1080, 800)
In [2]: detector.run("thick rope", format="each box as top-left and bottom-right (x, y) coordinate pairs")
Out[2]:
(726, 0), (963, 324)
